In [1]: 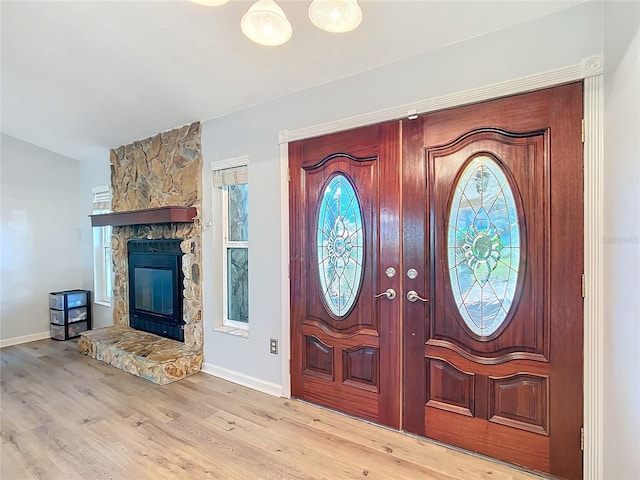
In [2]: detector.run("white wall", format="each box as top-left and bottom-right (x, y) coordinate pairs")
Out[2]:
(200, 1), (603, 389)
(79, 157), (113, 328)
(0, 134), (83, 345)
(603, 2), (640, 478)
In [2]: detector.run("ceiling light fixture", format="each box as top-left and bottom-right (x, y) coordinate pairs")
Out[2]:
(190, 0), (363, 46)
(240, 0), (293, 47)
(308, 0), (362, 33)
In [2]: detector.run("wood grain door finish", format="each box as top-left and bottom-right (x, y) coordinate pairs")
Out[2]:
(289, 122), (402, 429)
(290, 83), (584, 480)
(402, 83), (584, 480)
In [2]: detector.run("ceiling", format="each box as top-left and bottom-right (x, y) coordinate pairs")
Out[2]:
(1, 0), (583, 163)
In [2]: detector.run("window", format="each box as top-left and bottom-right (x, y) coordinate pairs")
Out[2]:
(92, 185), (112, 305)
(211, 156), (249, 331)
(447, 156), (521, 337)
(316, 173), (364, 318)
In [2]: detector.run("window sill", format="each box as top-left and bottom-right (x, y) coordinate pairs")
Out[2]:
(94, 300), (112, 308)
(214, 325), (249, 338)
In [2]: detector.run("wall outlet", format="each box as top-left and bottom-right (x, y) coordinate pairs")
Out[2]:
(270, 338), (278, 355)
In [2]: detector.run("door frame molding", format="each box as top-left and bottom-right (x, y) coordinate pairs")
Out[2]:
(279, 54), (604, 480)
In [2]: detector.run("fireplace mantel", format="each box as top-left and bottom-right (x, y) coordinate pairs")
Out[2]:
(90, 206), (197, 227)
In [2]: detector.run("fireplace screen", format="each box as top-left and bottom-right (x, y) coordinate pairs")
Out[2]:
(133, 268), (173, 316)
(128, 239), (184, 342)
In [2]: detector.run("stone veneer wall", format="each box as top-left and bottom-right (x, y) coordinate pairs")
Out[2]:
(110, 122), (202, 349)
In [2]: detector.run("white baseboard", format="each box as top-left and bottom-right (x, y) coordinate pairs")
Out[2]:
(0, 331), (51, 348)
(201, 362), (283, 398)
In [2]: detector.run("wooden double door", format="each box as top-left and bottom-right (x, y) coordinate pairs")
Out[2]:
(289, 84), (583, 479)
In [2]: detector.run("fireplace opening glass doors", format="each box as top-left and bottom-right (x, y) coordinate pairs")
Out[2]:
(127, 239), (184, 342)
(133, 267), (173, 316)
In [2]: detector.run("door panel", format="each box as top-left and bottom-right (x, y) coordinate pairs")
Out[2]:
(403, 84), (583, 479)
(290, 123), (402, 429)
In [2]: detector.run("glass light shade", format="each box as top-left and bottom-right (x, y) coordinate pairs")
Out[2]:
(190, 0), (229, 6)
(241, 0), (293, 46)
(308, 0), (362, 33)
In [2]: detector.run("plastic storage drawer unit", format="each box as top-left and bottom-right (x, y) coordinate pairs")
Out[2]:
(50, 290), (88, 310)
(49, 290), (92, 341)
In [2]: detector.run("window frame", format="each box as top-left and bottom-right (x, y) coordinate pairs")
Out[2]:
(221, 185), (249, 330)
(91, 185), (113, 306)
(211, 156), (250, 333)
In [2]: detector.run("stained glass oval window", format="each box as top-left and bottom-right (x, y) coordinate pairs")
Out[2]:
(317, 173), (364, 318)
(447, 155), (521, 337)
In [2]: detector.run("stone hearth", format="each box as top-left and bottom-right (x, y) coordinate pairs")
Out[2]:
(80, 122), (203, 384)
(79, 327), (201, 385)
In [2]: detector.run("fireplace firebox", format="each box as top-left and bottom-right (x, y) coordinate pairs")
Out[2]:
(128, 239), (184, 342)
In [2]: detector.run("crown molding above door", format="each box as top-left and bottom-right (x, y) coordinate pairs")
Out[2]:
(279, 55), (603, 145)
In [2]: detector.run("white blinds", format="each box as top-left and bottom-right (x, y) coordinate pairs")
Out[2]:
(212, 165), (248, 188)
(211, 155), (249, 188)
(92, 185), (111, 212)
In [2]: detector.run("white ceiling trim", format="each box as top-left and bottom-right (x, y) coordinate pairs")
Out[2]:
(279, 54), (603, 144)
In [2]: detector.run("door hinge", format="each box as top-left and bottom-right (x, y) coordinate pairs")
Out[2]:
(288, 168), (291, 182)
(581, 426), (584, 451)
(582, 274), (586, 298)
(581, 118), (585, 143)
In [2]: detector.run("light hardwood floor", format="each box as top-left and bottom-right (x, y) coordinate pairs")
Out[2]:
(1, 340), (544, 480)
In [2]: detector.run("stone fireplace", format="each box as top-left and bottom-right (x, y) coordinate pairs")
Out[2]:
(79, 122), (203, 384)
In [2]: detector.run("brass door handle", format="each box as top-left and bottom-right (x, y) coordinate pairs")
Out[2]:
(407, 290), (429, 303)
(374, 288), (396, 300)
